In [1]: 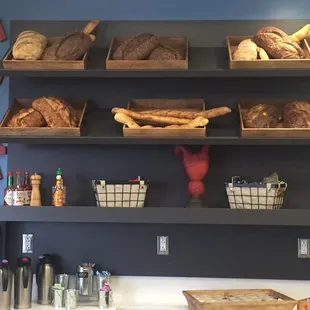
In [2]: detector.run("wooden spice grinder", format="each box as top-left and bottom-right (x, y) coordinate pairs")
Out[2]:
(30, 173), (42, 206)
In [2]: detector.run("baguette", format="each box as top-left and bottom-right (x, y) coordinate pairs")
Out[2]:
(290, 24), (310, 42)
(114, 113), (140, 128)
(138, 107), (231, 119)
(112, 107), (198, 125)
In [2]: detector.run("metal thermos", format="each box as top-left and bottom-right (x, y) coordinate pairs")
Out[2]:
(36, 254), (55, 305)
(14, 257), (33, 309)
(0, 259), (13, 310)
(77, 263), (95, 296)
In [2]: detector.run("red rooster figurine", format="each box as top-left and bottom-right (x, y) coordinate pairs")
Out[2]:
(174, 145), (209, 208)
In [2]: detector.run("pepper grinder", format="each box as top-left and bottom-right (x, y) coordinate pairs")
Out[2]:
(30, 173), (42, 206)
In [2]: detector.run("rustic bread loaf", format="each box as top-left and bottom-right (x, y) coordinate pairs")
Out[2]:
(253, 26), (305, 59)
(42, 38), (62, 60)
(148, 44), (182, 60)
(12, 30), (47, 60)
(233, 39), (258, 60)
(284, 101), (310, 128)
(244, 104), (281, 128)
(112, 34), (159, 60)
(32, 97), (78, 127)
(7, 108), (46, 127)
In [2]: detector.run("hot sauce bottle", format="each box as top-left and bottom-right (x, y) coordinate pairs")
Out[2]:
(23, 172), (32, 206)
(13, 171), (24, 206)
(52, 167), (66, 207)
(4, 172), (13, 206)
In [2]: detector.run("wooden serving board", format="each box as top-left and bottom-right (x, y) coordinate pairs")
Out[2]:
(239, 99), (310, 137)
(0, 99), (87, 136)
(122, 98), (206, 137)
(227, 36), (310, 69)
(106, 36), (188, 70)
(2, 37), (88, 70)
(183, 289), (296, 310)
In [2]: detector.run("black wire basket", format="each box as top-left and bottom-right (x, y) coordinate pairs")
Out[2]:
(92, 178), (149, 208)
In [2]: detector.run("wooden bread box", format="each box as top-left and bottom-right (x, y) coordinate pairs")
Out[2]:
(239, 99), (310, 138)
(228, 36), (310, 69)
(122, 98), (206, 137)
(0, 99), (87, 136)
(106, 36), (188, 70)
(2, 37), (88, 70)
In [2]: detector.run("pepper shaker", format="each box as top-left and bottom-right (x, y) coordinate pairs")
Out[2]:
(30, 173), (42, 206)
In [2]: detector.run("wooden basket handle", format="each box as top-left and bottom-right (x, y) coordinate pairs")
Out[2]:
(82, 19), (100, 35)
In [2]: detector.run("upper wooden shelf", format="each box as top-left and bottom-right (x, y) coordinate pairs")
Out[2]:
(2, 47), (310, 78)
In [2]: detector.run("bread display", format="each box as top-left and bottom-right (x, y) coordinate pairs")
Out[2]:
(243, 104), (281, 128)
(253, 26), (305, 59)
(12, 30), (47, 60)
(233, 39), (258, 60)
(7, 108), (46, 127)
(32, 97), (78, 127)
(284, 101), (310, 128)
(148, 45), (182, 60)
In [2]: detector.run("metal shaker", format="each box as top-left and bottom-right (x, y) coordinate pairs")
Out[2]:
(0, 259), (13, 310)
(76, 263), (95, 296)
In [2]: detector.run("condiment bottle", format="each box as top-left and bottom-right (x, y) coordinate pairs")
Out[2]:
(13, 171), (24, 206)
(30, 173), (42, 206)
(4, 171), (14, 206)
(52, 167), (66, 207)
(23, 172), (32, 206)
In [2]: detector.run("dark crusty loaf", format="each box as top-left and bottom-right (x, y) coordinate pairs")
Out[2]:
(32, 97), (78, 127)
(244, 104), (281, 128)
(42, 38), (62, 60)
(7, 108), (46, 127)
(253, 26), (305, 59)
(56, 33), (92, 60)
(112, 33), (159, 60)
(148, 44), (182, 60)
(284, 101), (310, 128)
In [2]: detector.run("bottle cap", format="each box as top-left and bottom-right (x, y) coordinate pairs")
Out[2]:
(56, 167), (62, 175)
(8, 172), (13, 176)
(16, 171), (21, 175)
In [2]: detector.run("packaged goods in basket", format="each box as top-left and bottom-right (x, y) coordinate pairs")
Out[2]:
(225, 172), (287, 210)
(92, 177), (149, 208)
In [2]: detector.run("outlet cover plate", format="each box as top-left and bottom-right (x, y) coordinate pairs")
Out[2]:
(298, 238), (310, 258)
(157, 236), (169, 255)
(22, 234), (33, 254)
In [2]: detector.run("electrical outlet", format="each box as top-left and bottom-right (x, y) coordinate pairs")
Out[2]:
(298, 238), (310, 258)
(157, 236), (169, 255)
(22, 234), (33, 254)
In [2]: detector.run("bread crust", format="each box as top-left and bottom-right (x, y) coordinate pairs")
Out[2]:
(148, 44), (182, 60)
(7, 108), (46, 127)
(284, 101), (310, 128)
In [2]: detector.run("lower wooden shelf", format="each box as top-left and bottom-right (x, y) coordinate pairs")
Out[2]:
(0, 206), (309, 226)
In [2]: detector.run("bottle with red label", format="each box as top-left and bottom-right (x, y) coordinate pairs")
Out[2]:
(13, 171), (24, 206)
(4, 171), (13, 206)
(23, 172), (32, 206)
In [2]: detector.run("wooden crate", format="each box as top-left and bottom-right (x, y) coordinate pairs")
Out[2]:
(0, 99), (87, 136)
(2, 37), (88, 70)
(227, 36), (310, 69)
(122, 99), (206, 137)
(106, 36), (188, 70)
(239, 99), (310, 137)
(183, 289), (296, 310)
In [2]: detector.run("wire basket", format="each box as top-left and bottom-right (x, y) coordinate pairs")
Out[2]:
(92, 178), (149, 208)
(225, 176), (287, 210)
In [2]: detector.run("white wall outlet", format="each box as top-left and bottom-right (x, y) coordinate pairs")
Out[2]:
(22, 234), (33, 254)
(298, 238), (310, 258)
(157, 236), (169, 255)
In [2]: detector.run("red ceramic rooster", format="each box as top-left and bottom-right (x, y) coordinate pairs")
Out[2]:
(174, 145), (209, 207)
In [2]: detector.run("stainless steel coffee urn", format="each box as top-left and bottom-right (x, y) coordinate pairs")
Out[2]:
(14, 257), (33, 309)
(77, 263), (96, 296)
(0, 259), (13, 310)
(36, 254), (55, 305)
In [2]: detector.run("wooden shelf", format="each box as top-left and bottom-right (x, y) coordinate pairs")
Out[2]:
(1, 206), (310, 225)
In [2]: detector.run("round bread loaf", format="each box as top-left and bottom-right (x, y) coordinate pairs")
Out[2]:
(148, 44), (182, 60)
(7, 108), (46, 127)
(253, 26), (305, 59)
(284, 101), (310, 128)
(244, 104), (281, 128)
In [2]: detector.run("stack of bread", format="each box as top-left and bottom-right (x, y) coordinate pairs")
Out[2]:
(11, 19), (99, 61)
(7, 97), (78, 128)
(112, 106), (231, 129)
(112, 33), (183, 61)
(233, 24), (310, 60)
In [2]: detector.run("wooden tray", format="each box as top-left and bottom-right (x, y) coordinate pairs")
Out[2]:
(183, 289), (296, 310)
(227, 36), (310, 69)
(0, 99), (87, 136)
(106, 36), (188, 70)
(239, 99), (310, 137)
(122, 99), (206, 137)
(2, 37), (88, 70)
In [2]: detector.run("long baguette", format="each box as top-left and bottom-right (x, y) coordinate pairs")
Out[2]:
(111, 107), (200, 125)
(138, 107), (231, 119)
(114, 113), (140, 128)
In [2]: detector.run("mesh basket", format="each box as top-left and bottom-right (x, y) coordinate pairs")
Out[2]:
(92, 178), (149, 208)
(225, 176), (287, 210)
